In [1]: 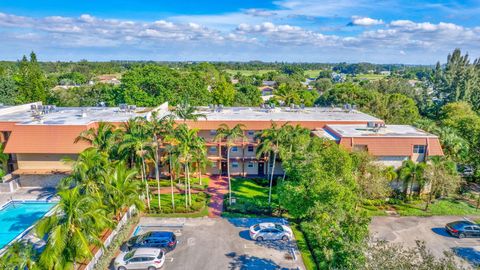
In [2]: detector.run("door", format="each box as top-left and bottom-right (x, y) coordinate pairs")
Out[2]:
(221, 162), (228, 176)
(258, 162), (265, 176)
(127, 257), (143, 269)
(473, 226), (480, 237)
(464, 226), (474, 237)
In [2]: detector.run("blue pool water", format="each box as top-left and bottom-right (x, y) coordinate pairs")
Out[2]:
(0, 201), (56, 249)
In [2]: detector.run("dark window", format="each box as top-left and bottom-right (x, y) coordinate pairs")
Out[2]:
(247, 145), (254, 152)
(413, 145), (426, 154)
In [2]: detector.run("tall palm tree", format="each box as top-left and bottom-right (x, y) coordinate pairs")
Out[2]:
(74, 121), (118, 154)
(174, 102), (207, 122)
(274, 83), (301, 106)
(119, 117), (152, 210)
(175, 124), (199, 207)
(163, 143), (179, 212)
(36, 187), (112, 269)
(148, 112), (174, 212)
(278, 124), (309, 182)
(103, 162), (145, 219)
(214, 123), (246, 205)
(256, 122), (282, 204)
(424, 157), (460, 210)
(399, 160), (426, 199)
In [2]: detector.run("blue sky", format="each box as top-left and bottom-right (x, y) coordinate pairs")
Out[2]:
(1, 0), (480, 63)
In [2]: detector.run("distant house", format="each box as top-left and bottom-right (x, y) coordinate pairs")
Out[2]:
(380, 71), (391, 76)
(331, 72), (346, 83)
(231, 78), (239, 85)
(262, 80), (277, 87)
(258, 86), (274, 96)
(96, 75), (121, 85)
(302, 78), (316, 90)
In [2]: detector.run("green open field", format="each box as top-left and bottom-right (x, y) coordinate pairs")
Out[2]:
(355, 73), (387, 81)
(224, 69), (323, 78)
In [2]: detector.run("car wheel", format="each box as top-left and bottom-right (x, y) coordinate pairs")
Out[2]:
(282, 235), (289, 241)
(118, 267), (127, 270)
(256, 236), (264, 241)
(147, 267), (157, 270)
(459, 233), (466, 239)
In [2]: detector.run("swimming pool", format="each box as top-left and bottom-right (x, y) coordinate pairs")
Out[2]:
(0, 201), (56, 249)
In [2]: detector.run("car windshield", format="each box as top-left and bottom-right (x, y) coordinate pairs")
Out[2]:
(124, 251), (135, 261)
(275, 225), (284, 231)
(253, 225), (260, 231)
(157, 251), (164, 259)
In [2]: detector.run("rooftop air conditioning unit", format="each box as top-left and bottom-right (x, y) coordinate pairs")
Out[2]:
(367, 122), (376, 128)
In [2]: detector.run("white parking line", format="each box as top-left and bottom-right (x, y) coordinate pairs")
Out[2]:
(244, 244), (256, 249)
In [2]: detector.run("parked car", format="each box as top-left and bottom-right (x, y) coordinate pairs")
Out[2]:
(114, 247), (165, 270)
(249, 222), (293, 241)
(127, 231), (177, 251)
(446, 220), (480, 238)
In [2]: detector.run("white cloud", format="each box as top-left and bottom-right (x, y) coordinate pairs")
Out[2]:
(350, 16), (383, 26)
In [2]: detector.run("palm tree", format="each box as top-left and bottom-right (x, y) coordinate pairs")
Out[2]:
(256, 122), (283, 204)
(60, 147), (109, 195)
(1, 240), (37, 269)
(163, 143), (179, 212)
(175, 124), (199, 207)
(36, 187), (112, 269)
(174, 102), (207, 122)
(103, 162), (145, 219)
(423, 157), (460, 210)
(119, 117), (152, 210)
(399, 160), (426, 199)
(274, 83), (301, 106)
(74, 121), (118, 154)
(278, 124), (309, 182)
(148, 112), (174, 212)
(214, 123), (246, 205)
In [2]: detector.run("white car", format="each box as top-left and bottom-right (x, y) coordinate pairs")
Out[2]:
(249, 222), (293, 241)
(114, 247), (165, 270)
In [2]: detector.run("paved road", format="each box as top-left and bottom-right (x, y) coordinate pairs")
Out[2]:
(370, 215), (480, 267)
(121, 217), (304, 270)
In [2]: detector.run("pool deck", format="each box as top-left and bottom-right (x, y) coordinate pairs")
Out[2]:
(0, 187), (57, 206)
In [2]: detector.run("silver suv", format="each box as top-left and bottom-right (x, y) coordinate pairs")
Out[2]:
(114, 247), (165, 270)
(249, 222), (293, 241)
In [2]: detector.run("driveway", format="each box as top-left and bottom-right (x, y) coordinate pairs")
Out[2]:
(121, 217), (305, 270)
(370, 215), (480, 267)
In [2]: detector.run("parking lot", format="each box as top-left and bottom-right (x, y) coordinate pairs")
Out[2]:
(370, 215), (480, 267)
(114, 217), (304, 270)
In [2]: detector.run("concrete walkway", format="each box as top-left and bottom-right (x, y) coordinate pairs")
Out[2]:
(207, 176), (228, 218)
(0, 187), (57, 206)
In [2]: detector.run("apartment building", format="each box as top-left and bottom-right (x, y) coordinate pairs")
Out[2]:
(0, 102), (444, 186)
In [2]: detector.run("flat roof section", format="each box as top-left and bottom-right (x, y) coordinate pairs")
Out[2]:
(194, 107), (382, 122)
(325, 124), (438, 138)
(0, 103), (170, 125)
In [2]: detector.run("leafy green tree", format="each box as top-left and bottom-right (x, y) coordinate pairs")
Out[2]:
(234, 84), (262, 106)
(351, 151), (392, 200)
(215, 123), (246, 205)
(0, 143), (8, 176)
(15, 52), (47, 103)
(36, 187), (112, 269)
(312, 78), (332, 92)
(0, 240), (38, 270)
(211, 80), (236, 105)
(274, 83), (301, 105)
(382, 93), (420, 124)
(0, 76), (18, 105)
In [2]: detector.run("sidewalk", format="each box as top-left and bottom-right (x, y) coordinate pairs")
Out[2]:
(207, 176), (228, 218)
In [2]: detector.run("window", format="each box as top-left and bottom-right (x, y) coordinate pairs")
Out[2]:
(209, 146), (217, 153)
(231, 146), (238, 152)
(247, 130), (255, 136)
(247, 145), (254, 152)
(247, 162), (254, 168)
(210, 130), (216, 135)
(413, 145), (426, 154)
(232, 162), (239, 168)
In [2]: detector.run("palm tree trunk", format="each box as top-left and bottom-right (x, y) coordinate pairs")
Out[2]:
(154, 137), (161, 212)
(169, 154), (175, 212)
(184, 164), (188, 209)
(227, 146), (232, 205)
(187, 162), (192, 206)
(281, 144), (293, 182)
(268, 151), (277, 205)
(198, 161), (202, 186)
(141, 156), (150, 210)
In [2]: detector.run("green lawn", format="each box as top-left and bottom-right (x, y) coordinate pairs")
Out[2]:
(304, 70), (322, 78)
(355, 73), (387, 81)
(223, 178), (276, 217)
(148, 192), (209, 216)
(393, 198), (480, 216)
(148, 177), (210, 190)
(291, 223), (317, 270)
